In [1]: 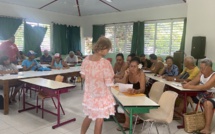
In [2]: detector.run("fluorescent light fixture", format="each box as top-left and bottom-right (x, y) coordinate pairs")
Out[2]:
(106, 0), (113, 2)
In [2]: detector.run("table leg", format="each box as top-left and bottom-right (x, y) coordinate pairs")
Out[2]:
(52, 90), (76, 129)
(129, 109), (133, 134)
(3, 80), (9, 115)
(177, 92), (187, 129)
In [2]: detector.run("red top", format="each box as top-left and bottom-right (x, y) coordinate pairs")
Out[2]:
(0, 40), (19, 63)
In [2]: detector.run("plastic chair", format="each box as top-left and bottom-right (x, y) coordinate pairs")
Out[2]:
(133, 91), (178, 134)
(149, 82), (165, 103)
(37, 75), (66, 118)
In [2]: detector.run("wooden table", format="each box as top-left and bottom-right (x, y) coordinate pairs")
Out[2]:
(19, 78), (75, 129)
(111, 88), (159, 134)
(0, 67), (80, 115)
(145, 73), (201, 128)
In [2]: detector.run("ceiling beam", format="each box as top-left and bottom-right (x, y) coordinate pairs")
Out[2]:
(76, 0), (81, 16)
(39, 0), (58, 9)
(99, 0), (121, 12)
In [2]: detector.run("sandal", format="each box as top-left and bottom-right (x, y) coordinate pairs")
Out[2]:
(117, 126), (129, 131)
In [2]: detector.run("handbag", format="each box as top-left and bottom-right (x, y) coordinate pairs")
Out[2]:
(183, 98), (205, 133)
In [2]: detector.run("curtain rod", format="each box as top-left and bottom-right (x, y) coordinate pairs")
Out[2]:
(103, 17), (186, 25)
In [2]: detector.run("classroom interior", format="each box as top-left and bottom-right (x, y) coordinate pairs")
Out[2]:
(0, 0), (215, 134)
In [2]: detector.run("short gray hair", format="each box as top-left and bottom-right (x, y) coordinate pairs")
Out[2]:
(200, 58), (213, 67)
(69, 51), (74, 55)
(185, 56), (195, 65)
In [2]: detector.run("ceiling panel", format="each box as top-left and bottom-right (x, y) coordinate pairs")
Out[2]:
(0, 0), (53, 9)
(0, 0), (184, 16)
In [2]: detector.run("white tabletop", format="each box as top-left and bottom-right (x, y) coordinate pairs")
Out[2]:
(111, 88), (159, 107)
(0, 66), (80, 80)
(16, 64), (51, 70)
(145, 73), (200, 91)
(20, 78), (75, 90)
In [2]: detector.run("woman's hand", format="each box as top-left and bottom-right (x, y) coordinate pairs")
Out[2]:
(124, 69), (129, 76)
(127, 88), (135, 94)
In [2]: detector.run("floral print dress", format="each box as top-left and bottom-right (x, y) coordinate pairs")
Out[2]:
(80, 56), (115, 120)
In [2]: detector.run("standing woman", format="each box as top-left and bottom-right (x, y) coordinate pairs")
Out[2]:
(80, 37), (115, 134)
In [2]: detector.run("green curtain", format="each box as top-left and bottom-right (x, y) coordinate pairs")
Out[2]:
(67, 26), (81, 52)
(131, 22), (144, 55)
(0, 17), (22, 40)
(92, 25), (105, 43)
(180, 18), (187, 52)
(52, 23), (68, 55)
(24, 22), (47, 56)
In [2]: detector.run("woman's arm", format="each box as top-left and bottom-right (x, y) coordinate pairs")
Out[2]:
(50, 59), (56, 69)
(114, 69), (129, 83)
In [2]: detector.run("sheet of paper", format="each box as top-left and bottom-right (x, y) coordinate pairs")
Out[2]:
(118, 83), (133, 92)
(143, 70), (152, 73)
(172, 82), (182, 87)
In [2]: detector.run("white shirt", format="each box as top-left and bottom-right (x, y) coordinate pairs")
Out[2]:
(65, 55), (78, 63)
(200, 72), (215, 92)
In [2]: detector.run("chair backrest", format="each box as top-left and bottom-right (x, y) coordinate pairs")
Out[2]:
(55, 75), (64, 82)
(158, 91), (178, 123)
(149, 82), (165, 103)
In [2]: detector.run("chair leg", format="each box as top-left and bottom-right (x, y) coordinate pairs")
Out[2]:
(36, 96), (39, 113)
(42, 99), (44, 119)
(154, 123), (159, 134)
(133, 116), (138, 134)
(148, 122), (154, 134)
(141, 121), (146, 131)
(166, 124), (171, 134)
(51, 98), (57, 109)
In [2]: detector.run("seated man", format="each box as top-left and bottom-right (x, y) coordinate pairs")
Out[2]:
(162, 56), (179, 77)
(65, 51), (78, 64)
(40, 50), (52, 64)
(75, 50), (84, 60)
(182, 58), (215, 134)
(22, 50), (39, 71)
(140, 54), (152, 69)
(148, 54), (164, 75)
(0, 56), (21, 102)
(114, 53), (128, 79)
(165, 56), (199, 82)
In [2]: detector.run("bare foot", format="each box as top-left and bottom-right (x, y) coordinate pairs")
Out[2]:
(200, 128), (211, 134)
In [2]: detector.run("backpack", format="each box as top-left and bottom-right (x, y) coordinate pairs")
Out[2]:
(0, 95), (4, 110)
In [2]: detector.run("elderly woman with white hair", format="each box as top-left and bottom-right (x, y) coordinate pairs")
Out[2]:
(65, 51), (78, 64)
(183, 58), (215, 134)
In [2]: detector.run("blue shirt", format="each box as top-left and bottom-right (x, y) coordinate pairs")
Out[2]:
(164, 64), (179, 76)
(54, 60), (63, 69)
(22, 59), (39, 71)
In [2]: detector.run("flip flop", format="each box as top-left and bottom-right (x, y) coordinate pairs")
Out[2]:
(117, 126), (130, 131)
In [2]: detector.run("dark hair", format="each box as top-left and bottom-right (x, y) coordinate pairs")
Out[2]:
(130, 57), (141, 64)
(0, 56), (9, 65)
(19, 51), (24, 55)
(130, 53), (136, 57)
(149, 54), (157, 60)
(128, 54), (135, 59)
(140, 54), (145, 57)
(165, 56), (174, 61)
(116, 53), (124, 59)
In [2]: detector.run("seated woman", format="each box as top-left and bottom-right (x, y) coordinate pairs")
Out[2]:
(0, 56), (21, 102)
(162, 56), (179, 77)
(51, 53), (69, 69)
(148, 54), (164, 75)
(114, 53), (128, 79)
(76, 50), (84, 61)
(116, 57), (146, 131)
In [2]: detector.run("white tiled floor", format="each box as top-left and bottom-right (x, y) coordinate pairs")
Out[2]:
(1, 84), (215, 134)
